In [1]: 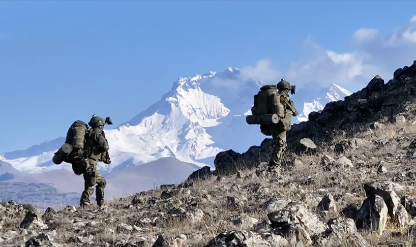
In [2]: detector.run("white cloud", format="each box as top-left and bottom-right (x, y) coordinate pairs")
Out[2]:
(244, 15), (416, 90)
(352, 28), (379, 43)
(403, 29), (416, 43)
(283, 40), (379, 90)
(239, 59), (282, 83)
(206, 59), (282, 97)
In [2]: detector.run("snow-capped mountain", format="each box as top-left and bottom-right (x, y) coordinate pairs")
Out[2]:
(294, 81), (352, 122)
(0, 67), (351, 175)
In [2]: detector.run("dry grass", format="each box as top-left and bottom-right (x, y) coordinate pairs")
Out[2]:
(2, 120), (416, 246)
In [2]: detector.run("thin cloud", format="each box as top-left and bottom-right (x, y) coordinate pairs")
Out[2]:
(236, 15), (416, 90)
(351, 28), (379, 43)
(239, 59), (282, 83)
(206, 60), (281, 95)
(210, 77), (241, 91)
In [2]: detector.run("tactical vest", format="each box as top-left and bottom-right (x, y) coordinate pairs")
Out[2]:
(84, 128), (106, 162)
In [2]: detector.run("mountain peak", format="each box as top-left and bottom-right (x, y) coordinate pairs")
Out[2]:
(175, 70), (218, 87)
(326, 83), (352, 102)
(226, 66), (239, 72)
(331, 83), (352, 96)
(294, 82), (351, 122)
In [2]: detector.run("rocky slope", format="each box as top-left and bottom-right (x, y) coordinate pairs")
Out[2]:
(4, 121), (416, 246)
(1, 61), (416, 247)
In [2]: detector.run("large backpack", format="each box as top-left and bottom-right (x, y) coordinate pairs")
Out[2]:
(67, 120), (89, 175)
(250, 85), (278, 115)
(246, 85), (281, 129)
(52, 120), (89, 175)
(65, 120), (88, 151)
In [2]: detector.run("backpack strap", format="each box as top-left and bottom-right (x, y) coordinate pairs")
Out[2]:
(281, 95), (298, 116)
(272, 93), (285, 118)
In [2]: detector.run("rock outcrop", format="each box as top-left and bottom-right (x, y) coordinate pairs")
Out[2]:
(288, 61), (416, 147)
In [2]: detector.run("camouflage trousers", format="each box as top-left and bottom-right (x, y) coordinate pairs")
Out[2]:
(268, 128), (287, 166)
(80, 159), (106, 207)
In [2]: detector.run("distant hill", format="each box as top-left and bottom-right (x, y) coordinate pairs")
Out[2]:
(0, 157), (199, 208)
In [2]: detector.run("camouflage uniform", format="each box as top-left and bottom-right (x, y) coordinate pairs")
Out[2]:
(268, 79), (298, 166)
(80, 115), (109, 207)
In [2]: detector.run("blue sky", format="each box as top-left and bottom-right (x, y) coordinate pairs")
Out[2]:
(0, 1), (415, 153)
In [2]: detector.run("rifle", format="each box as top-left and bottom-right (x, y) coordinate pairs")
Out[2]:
(100, 128), (111, 164)
(99, 116), (113, 164)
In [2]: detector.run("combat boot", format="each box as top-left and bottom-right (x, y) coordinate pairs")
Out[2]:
(97, 200), (105, 208)
(80, 202), (91, 208)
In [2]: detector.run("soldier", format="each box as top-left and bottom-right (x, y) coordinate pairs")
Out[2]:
(268, 79), (298, 168)
(80, 114), (110, 208)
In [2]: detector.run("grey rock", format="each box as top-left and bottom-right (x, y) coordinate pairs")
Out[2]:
(299, 138), (317, 149)
(317, 194), (337, 217)
(378, 165), (388, 174)
(356, 194), (388, 235)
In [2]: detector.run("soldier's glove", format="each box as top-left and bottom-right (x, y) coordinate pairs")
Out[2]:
(102, 156), (111, 164)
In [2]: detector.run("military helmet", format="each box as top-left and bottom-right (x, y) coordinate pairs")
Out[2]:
(88, 114), (105, 127)
(276, 78), (291, 90)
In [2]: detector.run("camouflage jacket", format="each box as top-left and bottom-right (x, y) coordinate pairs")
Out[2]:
(85, 127), (110, 162)
(272, 91), (298, 118)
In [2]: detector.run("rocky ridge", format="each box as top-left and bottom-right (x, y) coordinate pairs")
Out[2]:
(288, 60), (416, 149)
(2, 61), (416, 246)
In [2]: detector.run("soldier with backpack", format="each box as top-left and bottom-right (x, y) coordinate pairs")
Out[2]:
(52, 114), (112, 208)
(246, 78), (298, 168)
(79, 114), (111, 208)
